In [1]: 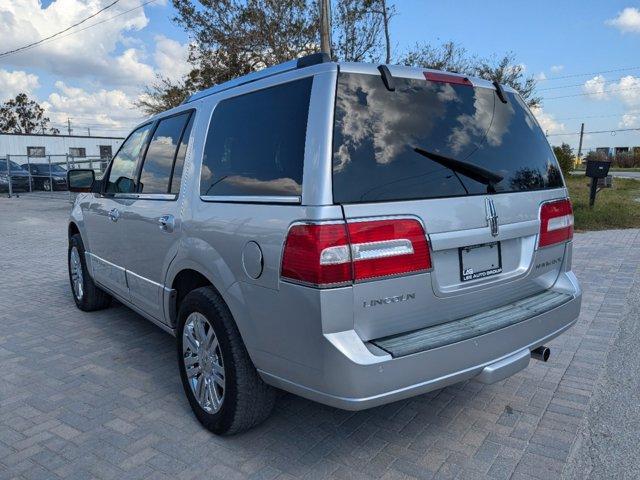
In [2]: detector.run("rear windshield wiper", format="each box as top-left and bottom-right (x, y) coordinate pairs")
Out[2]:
(413, 147), (504, 192)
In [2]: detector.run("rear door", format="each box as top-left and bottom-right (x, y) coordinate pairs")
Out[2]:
(120, 110), (195, 323)
(332, 68), (569, 340)
(83, 123), (153, 300)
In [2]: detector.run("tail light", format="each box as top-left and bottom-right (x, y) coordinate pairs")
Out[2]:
(281, 218), (431, 288)
(539, 199), (574, 248)
(423, 72), (473, 87)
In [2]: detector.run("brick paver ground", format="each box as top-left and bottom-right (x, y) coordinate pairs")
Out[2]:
(1, 195), (639, 480)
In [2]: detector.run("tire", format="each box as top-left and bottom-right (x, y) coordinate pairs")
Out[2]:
(43, 179), (51, 191)
(68, 233), (112, 311)
(176, 287), (276, 435)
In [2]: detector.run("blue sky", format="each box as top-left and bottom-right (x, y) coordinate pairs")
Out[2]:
(1, 0), (639, 152)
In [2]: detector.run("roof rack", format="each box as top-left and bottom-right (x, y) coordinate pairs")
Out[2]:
(185, 52), (331, 103)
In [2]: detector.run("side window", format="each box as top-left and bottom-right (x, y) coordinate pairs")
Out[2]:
(170, 113), (194, 194)
(106, 123), (153, 193)
(138, 112), (191, 194)
(200, 77), (312, 197)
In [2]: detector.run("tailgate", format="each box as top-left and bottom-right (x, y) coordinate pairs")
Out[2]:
(341, 190), (569, 340)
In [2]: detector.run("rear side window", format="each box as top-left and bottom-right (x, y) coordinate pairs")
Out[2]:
(200, 77), (312, 197)
(332, 73), (563, 203)
(106, 123), (153, 194)
(170, 114), (194, 194)
(138, 111), (192, 194)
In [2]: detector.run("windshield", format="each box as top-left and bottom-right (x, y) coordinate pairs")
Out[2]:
(332, 73), (563, 203)
(0, 160), (26, 172)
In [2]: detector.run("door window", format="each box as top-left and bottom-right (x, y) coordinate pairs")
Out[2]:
(138, 112), (192, 194)
(106, 123), (153, 193)
(200, 77), (312, 197)
(170, 114), (194, 194)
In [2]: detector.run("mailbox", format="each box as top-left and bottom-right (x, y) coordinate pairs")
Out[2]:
(585, 159), (611, 179)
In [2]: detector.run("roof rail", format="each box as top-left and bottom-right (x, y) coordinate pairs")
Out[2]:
(185, 52), (331, 104)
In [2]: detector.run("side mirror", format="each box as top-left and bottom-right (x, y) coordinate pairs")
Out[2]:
(67, 169), (95, 192)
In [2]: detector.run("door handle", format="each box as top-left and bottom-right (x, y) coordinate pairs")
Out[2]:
(108, 208), (120, 222)
(158, 214), (175, 233)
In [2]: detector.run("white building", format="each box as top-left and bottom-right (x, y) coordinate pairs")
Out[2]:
(0, 132), (124, 163)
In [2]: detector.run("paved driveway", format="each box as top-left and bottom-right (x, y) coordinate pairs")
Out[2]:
(1, 196), (639, 480)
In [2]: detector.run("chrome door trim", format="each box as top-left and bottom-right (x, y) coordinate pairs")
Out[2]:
(200, 195), (301, 204)
(125, 267), (173, 293)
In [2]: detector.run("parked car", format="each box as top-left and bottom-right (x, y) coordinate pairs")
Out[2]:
(67, 54), (582, 435)
(21, 163), (68, 191)
(0, 160), (33, 193)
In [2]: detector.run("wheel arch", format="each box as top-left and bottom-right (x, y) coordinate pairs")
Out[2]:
(68, 221), (80, 239)
(166, 266), (262, 366)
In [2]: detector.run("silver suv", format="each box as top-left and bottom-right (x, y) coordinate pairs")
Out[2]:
(67, 53), (582, 435)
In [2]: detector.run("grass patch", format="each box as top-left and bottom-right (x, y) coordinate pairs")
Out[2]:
(565, 175), (640, 231)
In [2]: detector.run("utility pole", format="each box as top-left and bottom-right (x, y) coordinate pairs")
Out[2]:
(87, 127), (91, 137)
(577, 122), (585, 162)
(319, 0), (332, 57)
(67, 118), (72, 135)
(380, 0), (392, 64)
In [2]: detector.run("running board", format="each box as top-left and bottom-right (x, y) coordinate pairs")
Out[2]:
(370, 291), (572, 358)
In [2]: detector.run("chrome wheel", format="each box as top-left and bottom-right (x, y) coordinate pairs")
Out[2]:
(183, 312), (225, 413)
(70, 246), (84, 300)
(43, 179), (51, 191)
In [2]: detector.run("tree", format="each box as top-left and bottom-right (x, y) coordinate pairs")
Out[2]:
(474, 52), (541, 108)
(400, 42), (541, 108)
(0, 94), (59, 134)
(400, 41), (475, 74)
(137, 1), (541, 115)
(137, 0), (392, 115)
(553, 143), (575, 175)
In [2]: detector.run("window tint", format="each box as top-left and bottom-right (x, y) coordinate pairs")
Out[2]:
(332, 73), (563, 203)
(138, 112), (191, 194)
(200, 77), (312, 197)
(170, 113), (194, 194)
(106, 123), (153, 193)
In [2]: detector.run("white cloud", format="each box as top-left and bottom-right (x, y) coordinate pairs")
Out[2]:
(0, 0), (152, 86)
(531, 106), (565, 135)
(606, 7), (640, 33)
(550, 65), (564, 74)
(620, 113), (639, 128)
(154, 35), (190, 82)
(0, 69), (39, 101)
(112, 48), (156, 85)
(535, 72), (547, 81)
(584, 75), (609, 100)
(43, 82), (145, 134)
(611, 75), (640, 106)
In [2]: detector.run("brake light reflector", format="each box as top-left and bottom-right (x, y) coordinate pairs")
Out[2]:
(423, 72), (473, 87)
(281, 219), (431, 287)
(539, 199), (574, 248)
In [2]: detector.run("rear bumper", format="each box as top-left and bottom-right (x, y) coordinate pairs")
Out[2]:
(259, 271), (581, 410)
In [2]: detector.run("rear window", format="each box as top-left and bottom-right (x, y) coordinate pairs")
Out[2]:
(200, 77), (312, 198)
(332, 73), (563, 203)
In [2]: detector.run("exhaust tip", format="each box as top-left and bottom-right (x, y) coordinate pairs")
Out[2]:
(531, 346), (550, 362)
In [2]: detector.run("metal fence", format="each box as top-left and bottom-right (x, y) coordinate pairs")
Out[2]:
(1, 154), (110, 199)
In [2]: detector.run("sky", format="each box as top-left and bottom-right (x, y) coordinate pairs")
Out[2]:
(0, 0), (639, 153)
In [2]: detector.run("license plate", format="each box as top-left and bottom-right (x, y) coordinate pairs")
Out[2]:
(459, 242), (502, 282)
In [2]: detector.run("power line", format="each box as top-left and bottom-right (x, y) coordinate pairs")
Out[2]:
(547, 127), (640, 137)
(539, 65), (640, 82)
(538, 74), (637, 92)
(555, 111), (640, 121)
(544, 85), (640, 100)
(0, 0), (159, 58)
(0, 0), (120, 58)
